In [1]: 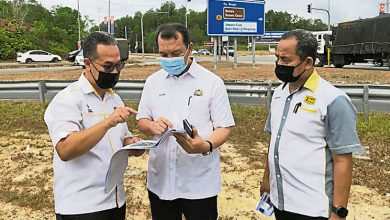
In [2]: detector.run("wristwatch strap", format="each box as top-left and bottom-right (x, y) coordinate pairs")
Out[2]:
(202, 140), (213, 156)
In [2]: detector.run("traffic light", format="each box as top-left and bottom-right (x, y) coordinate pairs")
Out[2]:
(307, 3), (312, 13)
(119, 27), (125, 38)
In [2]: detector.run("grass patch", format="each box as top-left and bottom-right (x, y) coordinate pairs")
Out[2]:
(354, 113), (390, 195)
(0, 101), (47, 135)
(0, 178), (53, 210)
(0, 100), (389, 208)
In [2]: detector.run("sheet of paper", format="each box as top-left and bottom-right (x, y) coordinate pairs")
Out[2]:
(104, 149), (128, 193)
(123, 140), (158, 150)
(104, 128), (188, 193)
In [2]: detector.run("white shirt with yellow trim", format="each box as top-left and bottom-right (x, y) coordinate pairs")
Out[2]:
(265, 70), (361, 217)
(137, 58), (235, 200)
(44, 73), (132, 214)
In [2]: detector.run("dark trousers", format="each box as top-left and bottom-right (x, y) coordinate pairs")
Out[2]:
(56, 204), (126, 220)
(148, 189), (218, 220)
(274, 206), (328, 220)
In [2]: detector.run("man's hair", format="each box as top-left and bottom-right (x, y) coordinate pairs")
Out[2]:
(281, 29), (318, 61)
(155, 23), (191, 48)
(83, 32), (117, 60)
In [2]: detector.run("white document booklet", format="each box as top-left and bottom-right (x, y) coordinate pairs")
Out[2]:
(104, 128), (187, 193)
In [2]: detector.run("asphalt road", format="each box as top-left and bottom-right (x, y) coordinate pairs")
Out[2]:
(0, 55), (388, 74)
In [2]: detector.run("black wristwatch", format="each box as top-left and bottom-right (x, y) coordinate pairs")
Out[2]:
(332, 206), (348, 218)
(202, 140), (213, 156)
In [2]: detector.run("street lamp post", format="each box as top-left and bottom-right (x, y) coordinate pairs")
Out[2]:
(98, 8), (101, 31)
(185, 0), (188, 28)
(108, 0), (111, 34)
(141, 11), (169, 62)
(77, 0), (81, 49)
(141, 13), (145, 62)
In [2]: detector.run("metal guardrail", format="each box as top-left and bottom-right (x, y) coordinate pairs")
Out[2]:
(1, 80), (390, 115)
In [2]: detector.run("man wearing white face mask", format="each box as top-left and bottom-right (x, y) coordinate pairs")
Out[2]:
(137, 23), (235, 220)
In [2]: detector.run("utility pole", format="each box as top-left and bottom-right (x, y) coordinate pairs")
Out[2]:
(108, 0), (111, 34)
(185, 0), (188, 28)
(388, 0), (389, 13)
(98, 8), (101, 31)
(328, 0), (330, 25)
(77, 0), (81, 49)
(185, 0), (191, 28)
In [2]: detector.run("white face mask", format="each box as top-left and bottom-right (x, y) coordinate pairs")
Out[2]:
(160, 56), (187, 75)
(159, 49), (189, 75)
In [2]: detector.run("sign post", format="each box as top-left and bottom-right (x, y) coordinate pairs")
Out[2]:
(208, 0), (265, 68)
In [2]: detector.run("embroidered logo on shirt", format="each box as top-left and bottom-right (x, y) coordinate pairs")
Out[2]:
(304, 96), (316, 105)
(193, 89), (203, 96)
(86, 104), (93, 113)
(159, 93), (166, 96)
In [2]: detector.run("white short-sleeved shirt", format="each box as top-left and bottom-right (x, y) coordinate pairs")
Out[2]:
(44, 74), (132, 214)
(264, 70), (361, 217)
(136, 59), (235, 200)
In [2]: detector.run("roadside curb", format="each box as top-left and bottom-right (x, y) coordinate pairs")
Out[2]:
(0, 62), (74, 69)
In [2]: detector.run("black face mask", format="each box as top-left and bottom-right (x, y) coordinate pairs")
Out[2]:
(275, 59), (306, 83)
(90, 61), (120, 89)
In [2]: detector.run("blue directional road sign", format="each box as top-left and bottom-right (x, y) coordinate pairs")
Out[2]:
(207, 0), (265, 36)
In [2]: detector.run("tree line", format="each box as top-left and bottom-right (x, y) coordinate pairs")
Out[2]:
(0, 0), (327, 60)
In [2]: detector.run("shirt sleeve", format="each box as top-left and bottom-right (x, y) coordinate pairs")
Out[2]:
(325, 95), (362, 154)
(136, 79), (153, 121)
(44, 97), (82, 148)
(210, 79), (235, 128)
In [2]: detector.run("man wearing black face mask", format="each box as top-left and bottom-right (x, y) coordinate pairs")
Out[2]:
(45, 32), (144, 220)
(260, 30), (361, 220)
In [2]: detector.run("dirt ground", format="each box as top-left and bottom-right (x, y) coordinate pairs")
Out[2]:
(1, 61), (390, 85)
(0, 62), (389, 219)
(0, 133), (389, 220)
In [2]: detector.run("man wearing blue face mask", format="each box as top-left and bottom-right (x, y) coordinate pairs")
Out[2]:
(260, 29), (361, 220)
(45, 32), (144, 220)
(137, 23), (235, 220)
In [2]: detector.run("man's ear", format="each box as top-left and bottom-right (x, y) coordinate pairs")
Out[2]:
(305, 57), (314, 69)
(84, 58), (91, 71)
(188, 42), (194, 51)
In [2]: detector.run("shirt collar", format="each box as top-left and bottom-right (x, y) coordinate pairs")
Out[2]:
(79, 73), (115, 96)
(303, 69), (320, 92)
(164, 57), (200, 79)
(281, 69), (320, 93)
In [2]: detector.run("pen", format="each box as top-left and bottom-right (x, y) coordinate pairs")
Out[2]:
(293, 102), (301, 114)
(188, 96), (192, 106)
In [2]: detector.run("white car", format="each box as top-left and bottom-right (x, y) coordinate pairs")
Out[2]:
(223, 46), (235, 56)
(16, 50), (62, 63)
(198, 49), (211, 55)
(191, 50), (199, 55)
(74, 49), (85, 68)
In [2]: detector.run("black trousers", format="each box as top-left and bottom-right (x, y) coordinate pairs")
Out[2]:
(274, 206), (328, 220)
(148, 189), (218, 220)
(55, 204), (126, 220)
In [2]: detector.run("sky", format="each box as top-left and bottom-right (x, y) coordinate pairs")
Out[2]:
(38, 0), (386, 27)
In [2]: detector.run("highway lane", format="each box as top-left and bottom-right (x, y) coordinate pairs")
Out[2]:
(0, 55), (388, 74)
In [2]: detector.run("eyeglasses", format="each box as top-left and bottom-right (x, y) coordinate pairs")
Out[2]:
(90, 60), (125, 73)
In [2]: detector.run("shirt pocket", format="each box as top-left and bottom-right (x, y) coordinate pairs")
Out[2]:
(187, 95), (210, 128)
(81, 112), (106, 129)
(286, 105), (324, 138)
